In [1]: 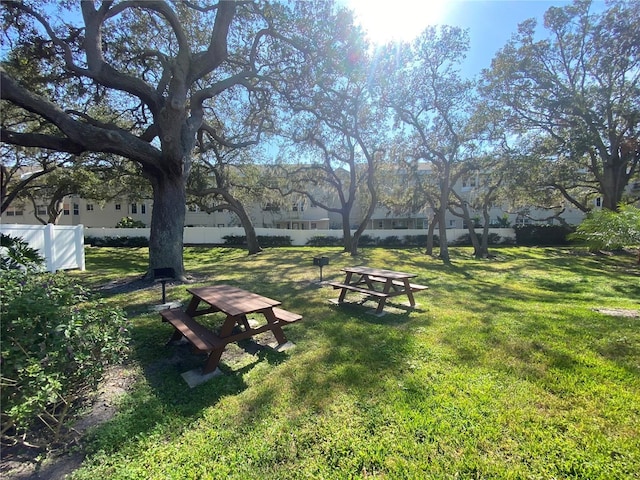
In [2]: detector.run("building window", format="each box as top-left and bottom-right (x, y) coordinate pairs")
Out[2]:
(449, 220), (456, 228)
(36, 204), (47, 216)
(131, 203), (137, 214)
(141, 203), (146, 214)
(86, 204), (94, 211)
(292, 201), (305, 212)
(462, 176), (477, 190)
(63, 203), (70, 215)
(5, 204), (24, 216)
(115, 203), (121, 211)
(311, 222), (317, 229)
(595, 197), (602, 207)
(73, 203), (79, 215)
(377, 221), (384, 228)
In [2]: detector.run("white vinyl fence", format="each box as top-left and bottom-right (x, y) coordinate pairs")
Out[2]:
(1, 224), (85, 272)
(85, 226), (515, 246)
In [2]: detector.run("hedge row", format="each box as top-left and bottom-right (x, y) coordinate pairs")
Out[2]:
(85, 236), (149, 247)
(84, 226), (574, 248)
(222, 235), (293, 247)
(514, 225), (575, 246)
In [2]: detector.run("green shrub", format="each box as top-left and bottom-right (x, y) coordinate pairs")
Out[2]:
(378, 235), (402, 247)
(306, 236), (343, 246)
(451, 233), (505, 246)
(403, 234), (429, 247)
(0, 269), (130, 447)
(85, 236), (149, 247)
(221, 235), (292, 247)
(515, 225), (574, 246)
(452, 233), (472, 246)
(257, 235), (292, 247)
(115, 216), (146, 228)
(222, 235), (247, 246)
(357, 234), (378, 246)
(487, 233), (502, 244)
(569, 205), (640, 253)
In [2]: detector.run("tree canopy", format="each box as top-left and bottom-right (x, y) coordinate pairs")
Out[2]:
(1, 0), (311, 277)
(481, 0), (640, 212)
(1, 0), (638, 269)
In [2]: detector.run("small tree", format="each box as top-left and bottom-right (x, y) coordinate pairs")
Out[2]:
(570, 205), (640, 263)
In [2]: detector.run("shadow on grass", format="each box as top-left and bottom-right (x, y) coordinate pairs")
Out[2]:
(82, 317), (295, 456)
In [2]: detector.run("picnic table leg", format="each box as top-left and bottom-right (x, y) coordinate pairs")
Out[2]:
(218, 315), (239, 338)
(167, 327), (185, 345)
(203, 347), (224, 374)
(238, 314), (251, 331)
(374, 278), (393, 314)
(201, 315), (237, 374)
(374, 298), (387, 314)
(338, 272), (354, 303)
(264, 308), (288, 344)
(184, 295), (201, 316)
(362, 274), (376, 290)
(402, 279), (417, 307)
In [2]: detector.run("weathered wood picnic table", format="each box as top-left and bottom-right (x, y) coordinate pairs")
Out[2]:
(327, 266), (428, 315)
(159, 284), (302, 373)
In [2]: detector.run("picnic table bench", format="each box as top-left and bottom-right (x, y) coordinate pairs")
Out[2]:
(159, 284), (302, 374)
(327, 266), (428, 315)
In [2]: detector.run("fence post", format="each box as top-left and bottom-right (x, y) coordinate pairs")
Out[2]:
(44, 223), (56, 272)
(76, 225), (86, 271)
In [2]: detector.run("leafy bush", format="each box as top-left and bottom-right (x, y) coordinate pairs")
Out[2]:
(488, 233), (503, 244)
(378, 235), (402, 247)
(357, 234), (378, 246)
(257, 235), (292, 247)
(85, 236), (149, 247)
(1, 234), (44, 271)
(115, 216), (146, 228)
(306, 236), (343, 246)
(222, 235), (246, 246)
(221, 235), (292, 247)
(403, 235), (429, 247)
(452, 233), (472, 246)
(569, 205), (640, 252)
(514, 225), (575, 246)
(0, 269), (130, 446)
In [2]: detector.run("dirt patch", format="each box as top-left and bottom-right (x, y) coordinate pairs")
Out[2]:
(594, 308), (640, 318)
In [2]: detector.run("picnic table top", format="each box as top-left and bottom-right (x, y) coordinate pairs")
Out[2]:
(342, 266), (417, 279)
(187, 284), (281, 317)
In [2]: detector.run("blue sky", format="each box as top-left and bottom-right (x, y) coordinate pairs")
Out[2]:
(346, 0), (608, 76)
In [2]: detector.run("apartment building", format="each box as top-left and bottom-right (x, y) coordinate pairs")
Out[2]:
(3, 162), (610, 230)
(2, 190), (590, 231)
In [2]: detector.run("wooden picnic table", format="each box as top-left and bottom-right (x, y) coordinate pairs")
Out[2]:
(159, 284), (302, 374)
(327, 266), (428, 315)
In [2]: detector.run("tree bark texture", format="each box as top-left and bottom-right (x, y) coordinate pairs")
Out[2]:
(147, 173), (187, 278)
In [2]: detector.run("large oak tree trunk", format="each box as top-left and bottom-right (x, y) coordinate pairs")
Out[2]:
(601, 158), (632, 211)
(148, 173), (186, 279)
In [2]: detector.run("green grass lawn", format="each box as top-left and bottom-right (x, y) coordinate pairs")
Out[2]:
(69, 246), (639, 479)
